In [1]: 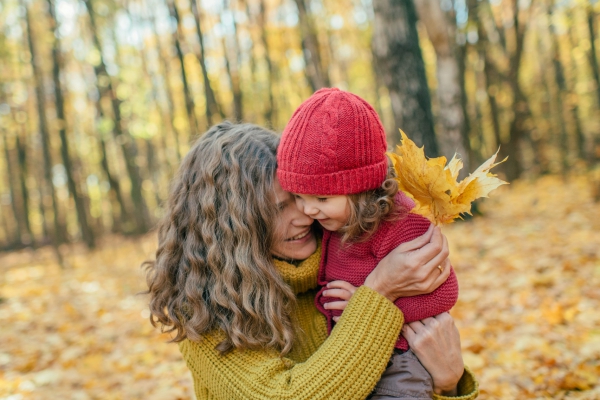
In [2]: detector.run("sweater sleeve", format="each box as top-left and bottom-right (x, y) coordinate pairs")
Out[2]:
(375, 214), (459, 324)
(179, 286), (403, 400)
(433, 367), (479, 400)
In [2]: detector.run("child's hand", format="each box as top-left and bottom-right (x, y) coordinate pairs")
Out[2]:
(322, 280), (357, 322)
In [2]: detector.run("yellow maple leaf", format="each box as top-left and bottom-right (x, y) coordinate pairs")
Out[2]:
(388, 130), (508, 225)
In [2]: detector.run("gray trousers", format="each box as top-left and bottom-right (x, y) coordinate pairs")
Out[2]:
(367, 349), (433, 400)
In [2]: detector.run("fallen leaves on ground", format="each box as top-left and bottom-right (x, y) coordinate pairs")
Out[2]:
(0, 236), (193, 399)
(1, 174), (599, 399)
(448, 175), (600, 399)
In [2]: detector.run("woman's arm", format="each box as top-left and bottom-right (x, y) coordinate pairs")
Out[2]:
(365, 224), (451, 302)
(322, 225), (451, 320)
(179, 286), (403, 400)
(403, 313), (478, 400)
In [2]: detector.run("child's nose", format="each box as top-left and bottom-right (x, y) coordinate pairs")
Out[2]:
(302, 203), (319, 217)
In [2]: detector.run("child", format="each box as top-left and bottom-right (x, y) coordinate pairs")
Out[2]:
(277, 88), (459, 399)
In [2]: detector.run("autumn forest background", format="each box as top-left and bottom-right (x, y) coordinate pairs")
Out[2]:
(1, 0), (600, 398)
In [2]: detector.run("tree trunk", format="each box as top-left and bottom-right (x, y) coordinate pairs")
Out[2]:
(587, 6), (600, 109)
(531, 31), (552, 174)
(293, 0), (330, 91)
(47, 0), (95, 248)
(125, 0), (175, 174)
(15, 131), (33, 243)
(167, 0), (200, 135)
(258, 0), (277, 127)
(547, 0), (570, 174)
(503, 0), (533, 180)
(414, 0), (470, 172)
(190, 0), (225, 126)
(566, 9), (586, 161)
(83, 0), (150, 233)
(145, 0), (182, 160)
(472, 2), (504, 154)
(2, 133), (24, 245)
(221, 2), (243, 122)
(98, 133), (127, 233)
(372, 0), (439, 156)
(23, 4), (67, 247)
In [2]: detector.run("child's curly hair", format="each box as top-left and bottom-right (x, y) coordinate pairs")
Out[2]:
(338, 160), (408, 244)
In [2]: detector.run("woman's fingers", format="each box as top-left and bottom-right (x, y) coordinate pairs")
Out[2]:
(411, 227), (447, 266)
(417, 235), (450, 292)
(430, 258), (451, 289)
(396, 224), (434, 253)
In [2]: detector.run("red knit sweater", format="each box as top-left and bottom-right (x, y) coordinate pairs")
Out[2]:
(315, 192), (459, 350)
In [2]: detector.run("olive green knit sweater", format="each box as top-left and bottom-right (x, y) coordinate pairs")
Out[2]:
(179, 247), (478, 400)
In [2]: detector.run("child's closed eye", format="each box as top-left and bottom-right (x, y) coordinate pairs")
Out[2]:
(317, 198), (328, 202)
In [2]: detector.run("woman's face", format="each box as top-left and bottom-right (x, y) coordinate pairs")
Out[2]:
(271, 178), (318, 261)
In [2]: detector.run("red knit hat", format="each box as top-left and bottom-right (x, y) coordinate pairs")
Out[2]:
(277, 88), (388, 195)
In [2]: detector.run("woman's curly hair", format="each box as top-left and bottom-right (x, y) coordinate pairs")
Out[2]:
(143, 122), (297, 355)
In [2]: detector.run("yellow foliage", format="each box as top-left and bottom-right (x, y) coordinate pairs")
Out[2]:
(388, 130), (508, 225)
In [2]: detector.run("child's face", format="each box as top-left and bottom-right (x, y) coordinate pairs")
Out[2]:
(293, 194), (350, 231)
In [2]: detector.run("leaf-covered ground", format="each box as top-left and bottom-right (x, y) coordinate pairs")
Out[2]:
(1, 175), (599, 399)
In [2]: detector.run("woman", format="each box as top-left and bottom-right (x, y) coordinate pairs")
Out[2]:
(145, 122), (478, 399)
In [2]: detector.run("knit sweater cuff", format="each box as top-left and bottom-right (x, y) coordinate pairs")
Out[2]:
(432, 366), (479, 400)
(342, 285), (404, 338)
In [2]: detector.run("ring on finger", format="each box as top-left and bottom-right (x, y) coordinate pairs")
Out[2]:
(437, 265), (444, 274)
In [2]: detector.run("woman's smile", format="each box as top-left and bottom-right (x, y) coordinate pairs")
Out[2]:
(286, 230), (311, 242)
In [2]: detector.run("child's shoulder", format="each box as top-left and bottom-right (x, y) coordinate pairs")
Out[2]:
(372, 192), (431, 258)
(377, 210), (431, 240)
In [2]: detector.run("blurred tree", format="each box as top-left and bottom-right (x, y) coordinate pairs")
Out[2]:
(15, 126), (33, 243)
(565, 9), (586, 161)
(476, 0), (533, 180)
(293, 0), (330, 91)
(587, 5), (600, 108)
(83, 0), (150, 233)
(372, 0), (439, 156)
(257, 0), (277, 126)
(547, 0), (571, 174)
(23, 3), (67, 245)
(167, 0), (200, 135)
(221, 0), (243, 122)
(146, 0), (183, 160)
(2, 133), (24, 246)
(47, 0), (96, 248)
(414, 0), (470, 173)
(190, 0), (225, 126)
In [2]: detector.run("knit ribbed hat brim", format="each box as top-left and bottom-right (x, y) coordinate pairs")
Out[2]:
(277, 158), (388, 195)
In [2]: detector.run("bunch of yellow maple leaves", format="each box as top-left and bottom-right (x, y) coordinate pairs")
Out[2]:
(388, 130), (507, 225)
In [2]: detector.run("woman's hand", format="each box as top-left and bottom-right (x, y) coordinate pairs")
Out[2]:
(402, 313), (464, 396)
(364, 224), (450, 302)
(322, 281), (357, 322)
